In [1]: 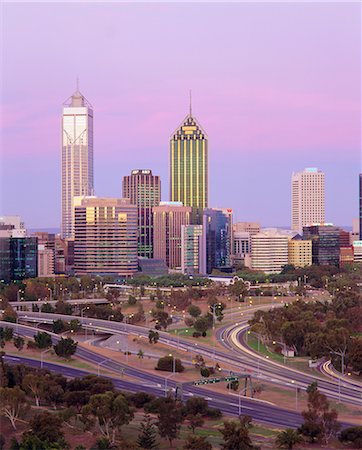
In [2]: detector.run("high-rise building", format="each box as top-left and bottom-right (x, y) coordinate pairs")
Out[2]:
(203, 208), (233, 274)
(61, 87), (94, 239)
(122, 169), (161, 258)
(0, 237), (38, 283)
(351, 218), (360, 244)
(181, 225), (206, 275)
(170, 103), (208, 224)
(303, 224), (340, 266)
(251, 230), (289, 274)
(359, 174), (362, 240)
(74, 197), (138, 277)
(153, 202), (191, 269)
(353, 241), (362, 263)
(288, 237), (312, 268)
(291, 168), (325, 233)
(233, 222), (261, 235)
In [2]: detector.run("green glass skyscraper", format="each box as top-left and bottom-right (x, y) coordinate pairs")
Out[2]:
(170, 102), (208, 224)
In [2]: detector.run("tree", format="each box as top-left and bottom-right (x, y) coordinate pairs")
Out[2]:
(0, 352), (7, 387)
(275, 429), (303, 449)
(148, 330), (159, 344)
(183, 435), (212, 450)
(188, 305), (201, 318)
(81, 391), (134, 445)
(0, 386), (29, 430)
(137, 414), (158, 449)
(69, 319), (81, 332)
(64, 390), (90, 412)
(299, 382), (340, 444)
(23, 373), (44, 407)
(155, 355), (184, 373)
(34, 331), (52, 349)
(53, 338), (77, 359)
(186, 413), (204, 433)
(184, 397), (209, 416)
(229, 280), (249, 301)
(13, 336), (24, 351)
(55, 301), (72, 315)
(52, 319), (67, 334)
(157, 398), (183, 447)
(137, 349), (144, 360)
(339, 426), (362, 448)
(0, 327), (13, 341)
(28, 411), (64, 444)
(152, 310), (172, 330)
(128, 295), (137, 305)
(220, 415), (259, 450)
(2, 306), (17, 323)
(194, 317), (210, 335)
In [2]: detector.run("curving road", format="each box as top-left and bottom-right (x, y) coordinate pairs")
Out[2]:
(14, 310), (362, 407)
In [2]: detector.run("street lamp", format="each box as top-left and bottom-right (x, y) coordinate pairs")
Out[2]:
(169, 353), (176, 374)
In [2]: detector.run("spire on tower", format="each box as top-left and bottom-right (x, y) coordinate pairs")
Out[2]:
(189, 89), (192, 116)
(76, 76), (79, 92)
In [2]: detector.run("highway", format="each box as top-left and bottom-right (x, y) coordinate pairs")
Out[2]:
(14, 311), (362, 407)
(1, 320), (307, 428)
(9, 298), (109, 310)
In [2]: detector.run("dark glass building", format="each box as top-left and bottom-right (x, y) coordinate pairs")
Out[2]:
(302, 225), (340, 266)
(0, 237), (38, 283)
(203, 208), (233, 274)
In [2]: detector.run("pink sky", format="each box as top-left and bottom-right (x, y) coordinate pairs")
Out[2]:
(1, 2), (361, 228)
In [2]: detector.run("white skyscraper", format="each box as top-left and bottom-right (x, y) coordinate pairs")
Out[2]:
(61, 86), (94, 238)
(291, 168), (325, 233)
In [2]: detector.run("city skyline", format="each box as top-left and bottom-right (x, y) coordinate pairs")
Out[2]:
(1, 2), (361, 228)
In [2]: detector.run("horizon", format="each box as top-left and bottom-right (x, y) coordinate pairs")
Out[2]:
(1, 2), (361, 228)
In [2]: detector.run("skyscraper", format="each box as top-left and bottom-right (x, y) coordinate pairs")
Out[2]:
(170, 99), (208, 224)
(302, 224), (340, 266)
(203, 208), (233, 274)
(291, 168), (325, 233)
(251, 230), (289, 274)
(61, 86), (94, 239)
(153, 202), (191, 269)
(74, 197), (138, 277)
(122, 169), (161, 258)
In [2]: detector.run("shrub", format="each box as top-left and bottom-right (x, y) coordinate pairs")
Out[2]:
(155, 356), (184, 373)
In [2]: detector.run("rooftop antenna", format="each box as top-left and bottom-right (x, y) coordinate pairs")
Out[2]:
(189, 89), (192, 116)
(76, 76), (79, 92)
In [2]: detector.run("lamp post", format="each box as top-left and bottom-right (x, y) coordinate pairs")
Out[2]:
(81, 307), (90, 339)
(97, 358), (110, 376)
(291, 380), (298, 411)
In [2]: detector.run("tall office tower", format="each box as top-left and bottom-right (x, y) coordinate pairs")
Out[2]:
(302, 224), (340, 266)
(203, 208), (233, 274)
(38, 245), (55, 277)
(61, 86), (94, 239)
(170, 102), (208, 224)
(181, 225), (206, 275)
(359, 174), (362, 240)
(291, 168), (325, 233)
(153, 202), (191, 269)
(74, 197), (138, 277)
(122, 169), (161, 258)
(251, 230), (289, 274)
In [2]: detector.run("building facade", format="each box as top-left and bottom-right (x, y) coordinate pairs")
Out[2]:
(0, 237), (38, 283)
(288, 238), (312, 268)
(251, 231), (289, 274)
(122, 169), (161, 258)
(153, 202), (191, 269)
(203, 208), (233, 274)
(0, 216), (26, 238)
(74, 197), (138, 277)
(302, 224), (340, 266)
(181, 225), (206, 275)
(38, 245), (55, 277)
(291, 168), (325, 233)
(170, 110), (208, 224)
(61, 88), (94, 239)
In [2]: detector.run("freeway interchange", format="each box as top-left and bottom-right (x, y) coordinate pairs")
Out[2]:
(2, 304), (361, 429)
